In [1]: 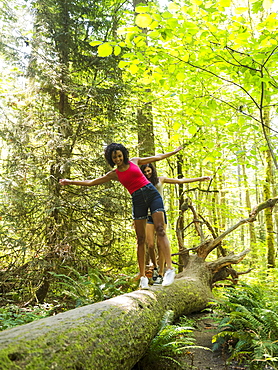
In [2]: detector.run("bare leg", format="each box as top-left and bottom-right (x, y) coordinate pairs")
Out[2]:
(157, 224), (166, 275)
(134, 219), (147, 277)
(146, 223), (157, 268)
(152, 212), (172, 269)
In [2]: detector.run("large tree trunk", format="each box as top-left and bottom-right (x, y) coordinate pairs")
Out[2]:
(0, 257), (212, 370)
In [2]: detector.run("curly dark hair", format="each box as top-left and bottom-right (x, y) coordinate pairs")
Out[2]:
(140, 163), (159, 186)
(104, 143), (129, 167)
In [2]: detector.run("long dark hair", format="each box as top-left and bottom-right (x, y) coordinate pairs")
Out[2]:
(104, 143), (129, 167)
(140, 163), (159, 186)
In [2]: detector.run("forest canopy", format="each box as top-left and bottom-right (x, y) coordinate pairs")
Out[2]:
(0, 0), (278, 308)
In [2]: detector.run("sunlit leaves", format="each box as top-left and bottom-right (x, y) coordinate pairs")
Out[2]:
(97, 42), (113, 57)
(188, 125), (198, 135)
(234, 7), (248, 15)
(258, 12), (278, 31)
(219, 0), (231, 7)
(135, 5), (150, 13)
(135, 13), (153, 28)
(167, 2), (180, 12)
(114, 45), (121, 56)
(89, 41), (102, 47)
(114, 0), (278, 180)
(97, 42), (122, 57)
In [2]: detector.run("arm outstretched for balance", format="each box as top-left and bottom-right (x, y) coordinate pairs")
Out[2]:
(132, 146), (183, 166)
(59, 170), (118, 186)
(160, 176), (211, 185)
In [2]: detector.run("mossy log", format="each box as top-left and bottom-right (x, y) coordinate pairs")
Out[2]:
(0, 256), (212, 370)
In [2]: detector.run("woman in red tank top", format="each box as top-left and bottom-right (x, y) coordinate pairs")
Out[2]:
(59, 143), (182, 290)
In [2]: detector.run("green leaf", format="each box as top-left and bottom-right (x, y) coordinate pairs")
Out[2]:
(234, 7), (248, 14)
(161, 11), (173, 19)
(118, 60), (127, 69)
(188, 126), (198, 135)
(252, 0), (263, 13)
(176, 72), (186, 81)
(98, 43), (113, 57)
(89, 41), (102, 47)
(219, 0), (231, 7)
(168, 3), (180, 11)
(135, 14), (153, 28)
(135, 5), (150, 13)
(129, 64), (139, 74)
(114, 45), (121, 56)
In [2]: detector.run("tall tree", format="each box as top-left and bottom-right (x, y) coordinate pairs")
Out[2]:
(133, 0), (155, 157)
(0, 0), (135, 303)
(263, 111), (275, 268)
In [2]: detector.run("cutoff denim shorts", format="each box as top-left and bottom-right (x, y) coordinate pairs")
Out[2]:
(131, 183), (165, 220)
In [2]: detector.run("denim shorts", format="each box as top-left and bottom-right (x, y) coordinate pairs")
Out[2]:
(131, 183), (165, 220)
(147, 211), (167, 225)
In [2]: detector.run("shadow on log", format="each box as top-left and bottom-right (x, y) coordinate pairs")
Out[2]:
(0, 197), (277, 369)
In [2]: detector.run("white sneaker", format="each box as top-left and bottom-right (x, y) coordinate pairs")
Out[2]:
(162, 268), (175, 287)
(139, 276), (149, 289)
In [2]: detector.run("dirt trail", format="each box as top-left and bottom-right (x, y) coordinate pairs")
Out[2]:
(186, 313), (249, 370)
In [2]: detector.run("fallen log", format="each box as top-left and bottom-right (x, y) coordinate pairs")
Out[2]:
(0, 256), (212, 370)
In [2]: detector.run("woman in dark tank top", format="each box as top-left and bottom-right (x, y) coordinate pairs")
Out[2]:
(141, 163), (211, 285)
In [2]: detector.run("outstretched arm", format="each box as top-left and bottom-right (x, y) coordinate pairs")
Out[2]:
(160, 176), (211, 185)
(133, 146), (183, 166)
(59, 170), (118, 187)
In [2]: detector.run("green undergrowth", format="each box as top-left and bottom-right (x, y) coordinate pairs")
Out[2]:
(133, 310), (210, 370)
(212, 278), (278, 370)
(0, 268), (138, 332)
(0, 303), (54, 331)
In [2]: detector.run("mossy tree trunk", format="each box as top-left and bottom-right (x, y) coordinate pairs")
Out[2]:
(263, 111), (275, 268)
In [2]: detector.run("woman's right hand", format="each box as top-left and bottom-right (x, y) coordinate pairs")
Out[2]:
(173, 145), (183, 153)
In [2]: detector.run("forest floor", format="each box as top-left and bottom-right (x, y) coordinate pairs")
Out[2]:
(181, 312), (250, 370)
(177, 312), (276, 370)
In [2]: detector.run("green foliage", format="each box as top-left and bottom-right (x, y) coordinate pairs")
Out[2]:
(0, 267), (137, 332)
(0, 303), (54, 331)
(136, 310), (208, 370)
(48, 266), (136, 308)
(213, 283), (278, 369)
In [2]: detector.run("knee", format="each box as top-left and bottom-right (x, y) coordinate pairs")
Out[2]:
(137, 235), (146, 246)
(155, 224), (166, 237)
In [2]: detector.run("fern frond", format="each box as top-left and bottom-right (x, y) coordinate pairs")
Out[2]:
(158, 310), (174, 331)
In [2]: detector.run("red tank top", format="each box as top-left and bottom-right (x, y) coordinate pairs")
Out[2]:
(116, 161), (150, 194)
